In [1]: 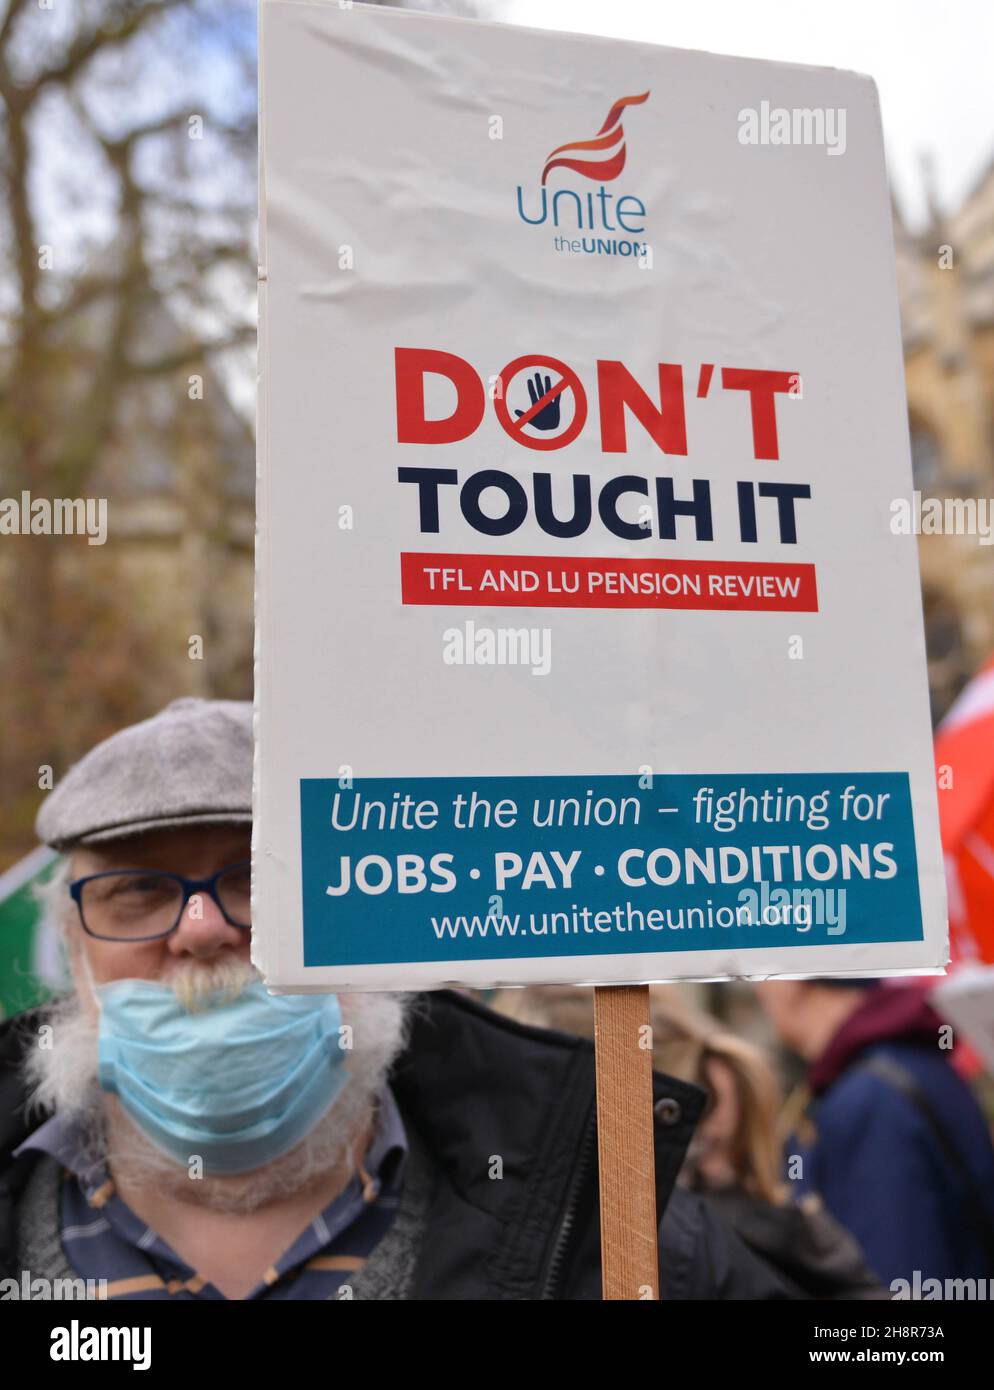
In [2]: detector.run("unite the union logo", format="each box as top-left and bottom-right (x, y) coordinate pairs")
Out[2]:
(516, 91), (651, 262)
(541, 90), (650, 184)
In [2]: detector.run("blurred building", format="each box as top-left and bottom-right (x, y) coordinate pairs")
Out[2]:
(0, 287), (255, 700)
(80, 291), (257, 705)
(895, 157), (994, 723)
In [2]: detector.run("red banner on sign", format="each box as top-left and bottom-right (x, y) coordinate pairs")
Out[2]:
(401, 553), (818, 611)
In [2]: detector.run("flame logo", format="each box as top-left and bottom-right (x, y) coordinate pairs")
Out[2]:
(540, 91), (650, 186)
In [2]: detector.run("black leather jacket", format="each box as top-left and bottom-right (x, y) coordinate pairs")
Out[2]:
(0, 989), (792, 1299)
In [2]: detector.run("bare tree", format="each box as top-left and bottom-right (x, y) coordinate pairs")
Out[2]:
(0, 0), (256, 858)
(0, 0), (481, 861)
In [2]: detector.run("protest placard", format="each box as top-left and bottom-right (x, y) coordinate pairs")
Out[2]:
(256, 0), (946, 994)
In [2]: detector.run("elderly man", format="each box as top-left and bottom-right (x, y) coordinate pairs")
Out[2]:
(0, 698), (789, 1300)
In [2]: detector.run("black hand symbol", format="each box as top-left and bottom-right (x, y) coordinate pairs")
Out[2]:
(514, 371), (561, 431)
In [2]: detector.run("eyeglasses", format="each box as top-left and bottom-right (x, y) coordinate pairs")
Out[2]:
(69, 861), (251, 943)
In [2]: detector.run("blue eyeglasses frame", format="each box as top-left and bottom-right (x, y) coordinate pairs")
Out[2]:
(68, 859), (252, 942)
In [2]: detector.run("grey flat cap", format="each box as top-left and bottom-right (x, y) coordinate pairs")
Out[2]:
(36, 697), (253, 850)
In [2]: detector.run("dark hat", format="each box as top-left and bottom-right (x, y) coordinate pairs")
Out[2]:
(35, 697), (252, 851)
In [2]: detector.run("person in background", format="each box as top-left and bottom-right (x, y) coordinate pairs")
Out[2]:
(756, 978), (994, 1290)
(493, 985), (883, 1299)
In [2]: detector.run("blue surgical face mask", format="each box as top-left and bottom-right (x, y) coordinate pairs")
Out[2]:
(95, 977), (348, 1175)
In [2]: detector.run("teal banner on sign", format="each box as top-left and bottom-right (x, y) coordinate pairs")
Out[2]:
(300, 773), (922, 967)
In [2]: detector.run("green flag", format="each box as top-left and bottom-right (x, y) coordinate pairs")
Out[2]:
(0, 846), (67, 1020)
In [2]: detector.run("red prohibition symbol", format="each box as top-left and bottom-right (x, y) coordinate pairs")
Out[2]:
(493, 354), (589, 451)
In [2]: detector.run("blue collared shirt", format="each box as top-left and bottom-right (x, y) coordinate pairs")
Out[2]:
(15, 1088), (408, 1300)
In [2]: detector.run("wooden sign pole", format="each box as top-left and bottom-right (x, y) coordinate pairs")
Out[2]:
(593, 984), (659, 1300)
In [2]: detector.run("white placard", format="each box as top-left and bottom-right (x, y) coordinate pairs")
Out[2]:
(255, 0), (947, 990)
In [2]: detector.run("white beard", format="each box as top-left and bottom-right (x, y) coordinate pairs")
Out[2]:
(23, 966), (412, 1214)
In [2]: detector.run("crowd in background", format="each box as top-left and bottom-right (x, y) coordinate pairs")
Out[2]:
(489, 977), (994, 1295)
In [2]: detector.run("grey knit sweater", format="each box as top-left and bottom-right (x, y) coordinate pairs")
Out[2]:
(13, 1130), (434, 1301)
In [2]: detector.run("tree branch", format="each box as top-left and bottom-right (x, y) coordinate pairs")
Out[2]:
(123, 323), (255, 377)
(0, 0), (30, 53)
(31, 0), (190, 101)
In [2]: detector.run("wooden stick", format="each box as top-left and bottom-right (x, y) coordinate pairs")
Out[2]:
(593, 984), (659, 1300)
